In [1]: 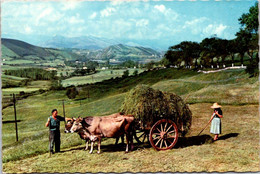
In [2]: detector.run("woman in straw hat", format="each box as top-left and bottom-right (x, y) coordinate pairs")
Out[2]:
(210, 103), (223, 141)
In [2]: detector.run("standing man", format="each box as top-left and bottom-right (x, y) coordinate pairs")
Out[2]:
(45, 109), (66, 154)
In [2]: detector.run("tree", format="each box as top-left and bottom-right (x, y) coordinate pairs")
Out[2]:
(122, 70), (129, 78)
(145, 61), (155, 70)
(66, 86), (79, 99)
(200, 37), (218, 67)
(164, 49), (182, 67)
(236, 2), (258, 64)
(235, 29), (255, 64)
(133, 70), (138, 76)
(160, 57), (171, 68)
(238, 2), (258, 34)
(226, 39), (239, 66)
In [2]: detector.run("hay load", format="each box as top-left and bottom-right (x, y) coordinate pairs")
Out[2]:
(121, 84), (192, 136)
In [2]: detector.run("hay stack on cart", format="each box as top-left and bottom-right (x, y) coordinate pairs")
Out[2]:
(121, 85), (192, 150)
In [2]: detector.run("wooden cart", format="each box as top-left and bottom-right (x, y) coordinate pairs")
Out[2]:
(134, 116), (179, 151)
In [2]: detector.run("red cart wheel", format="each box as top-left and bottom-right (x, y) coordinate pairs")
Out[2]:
(149, 119), (178, 151)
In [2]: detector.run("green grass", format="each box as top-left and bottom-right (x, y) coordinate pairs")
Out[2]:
(1, 67), (259, 172)
(2, 81), (51, 95)
(62, 68), (144, 87)
(3, 104), (259, 172)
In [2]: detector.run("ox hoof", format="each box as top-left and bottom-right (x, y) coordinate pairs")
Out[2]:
(89, 151), (93, 154)
(97, 151), (101, 154)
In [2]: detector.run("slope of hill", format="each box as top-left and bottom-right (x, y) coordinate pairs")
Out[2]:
(1, 38), (82, 62)
(76, 44), (162, 62)
(39, 35), (119, 50)
(2, 38), (162, 64)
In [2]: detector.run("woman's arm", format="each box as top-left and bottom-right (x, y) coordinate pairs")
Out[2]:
(215, 111), (223, 118)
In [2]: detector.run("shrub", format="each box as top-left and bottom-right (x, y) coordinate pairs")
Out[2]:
(66, 86), (79, 99)
(122, 70), (129, 78)
(246, 60), (259, 77)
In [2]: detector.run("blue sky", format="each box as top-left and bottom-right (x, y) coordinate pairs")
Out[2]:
(2, 0), (257, 50)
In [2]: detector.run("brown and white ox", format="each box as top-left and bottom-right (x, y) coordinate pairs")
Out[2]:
(64, 114), (126, 150)
(70, 114), (135, 154)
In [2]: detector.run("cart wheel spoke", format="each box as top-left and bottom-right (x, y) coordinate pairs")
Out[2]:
(167, 139), (173, 144)
(138, 132), (145, 139)
(160, 138), (163, 148)
(153, 133), (161, 136)
(155, 138), (162, 146)
(142, 134), (147, 143)
(156, 128), (161, 133)
(164, 122), (168, 132)
(165, 125), (173, 133)
(153, 136), (160, 141)
(160, 124), (163, 132)
(164, 140), (168, 148)
(168, 130), (175, 134)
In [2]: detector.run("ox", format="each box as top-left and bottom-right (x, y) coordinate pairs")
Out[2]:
(70, 114), (134, 154)
(64, 115), (125, 149)
(65, 118), (91, 151)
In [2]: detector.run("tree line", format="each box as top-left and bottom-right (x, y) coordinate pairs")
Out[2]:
(4, 68), (57, 80)
(162, 2), (258, 70)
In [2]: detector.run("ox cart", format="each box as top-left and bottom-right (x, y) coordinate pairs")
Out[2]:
(122, 85), (192, 151)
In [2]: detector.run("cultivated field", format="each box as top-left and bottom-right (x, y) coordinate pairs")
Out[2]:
(62, 68), (144, 87)
(2, 68), (259, 173)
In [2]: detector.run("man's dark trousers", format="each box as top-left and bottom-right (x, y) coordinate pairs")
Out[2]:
(49, 130), (60, 153)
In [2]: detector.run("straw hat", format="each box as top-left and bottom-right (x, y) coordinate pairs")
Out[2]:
(210, 103), (222, 108)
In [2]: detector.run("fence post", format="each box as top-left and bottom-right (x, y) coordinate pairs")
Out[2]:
(13, 93), (18, 142)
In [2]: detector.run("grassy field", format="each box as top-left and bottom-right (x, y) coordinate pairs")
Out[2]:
(2, 80), (52, 95)
(3, 103), (259, 172)
(2, 68), (259, 172)
(62, 68), (144, 87)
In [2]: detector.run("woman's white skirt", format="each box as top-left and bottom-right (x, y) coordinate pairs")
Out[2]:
(210, 117), (221, 134)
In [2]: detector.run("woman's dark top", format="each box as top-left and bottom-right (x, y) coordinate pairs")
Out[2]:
(214, 108), (223, 118)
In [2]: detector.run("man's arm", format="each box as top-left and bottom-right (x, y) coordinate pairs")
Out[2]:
(45, 118), (50, 127)
(65, 117), (73, 122)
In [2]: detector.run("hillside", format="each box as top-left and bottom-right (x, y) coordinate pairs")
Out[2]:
(2, 68), (259, 173)
(76, 44), (162, 62)
(39, 35), (118, 50)
(1, 38), (82, 63)
(2, 38), (162, 64)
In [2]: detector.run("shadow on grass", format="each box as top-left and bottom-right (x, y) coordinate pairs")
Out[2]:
(2, 120), (22, 124)
(62, 142), (151, 153)
(176, 133), (239, 148)
(218, 133), (239, 140)
(62, 133), (239, 153)
(175, 134), (213, 148)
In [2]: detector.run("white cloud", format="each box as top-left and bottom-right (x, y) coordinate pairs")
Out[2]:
(203, 23), (227, 37)
(135, 19), (149, 27)
(68, 13), (84, 24)
(61, 1), (80, 11)
(89, 12), (97, 19)
(100, 7), (116, 17)
(154, 5), (166, 13)
(24, 25), (33, 34)
(183, 17), (208, 29)
(111, 1), (124, 6)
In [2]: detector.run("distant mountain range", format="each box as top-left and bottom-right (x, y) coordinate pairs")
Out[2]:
(2, 38), (163, 64)
(73, 44), (162, 62)
(2, 38), (82, 61)
(39, 35), (119, 50)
